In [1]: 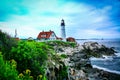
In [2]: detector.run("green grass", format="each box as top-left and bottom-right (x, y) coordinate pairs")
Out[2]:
(46, 40), (76, 48)
(60, 54), (68, 58)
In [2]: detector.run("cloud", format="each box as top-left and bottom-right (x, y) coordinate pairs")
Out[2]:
(0, 0), (120, 39)
(72, 29), (120, 39)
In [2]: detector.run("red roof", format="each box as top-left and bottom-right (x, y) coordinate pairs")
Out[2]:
(56, 37), (63, 40)
(67, 37), (76, 42)
(14, 37), (20, 40)
(37, 31), (56, 39)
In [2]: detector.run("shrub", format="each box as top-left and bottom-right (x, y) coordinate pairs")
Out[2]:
(59, 64), (68, 79)
(61, 54), (68, 58)
(0, 30), (17, 60)
(11, 41), (51, 79)
(0, 52), (19, 80)
(18, 69), (33, 80)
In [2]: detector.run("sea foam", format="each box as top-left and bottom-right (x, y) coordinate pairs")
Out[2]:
(92, 65), (120, 74)
(90, 55), (113, 61)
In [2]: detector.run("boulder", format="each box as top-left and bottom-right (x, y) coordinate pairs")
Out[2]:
(81, 41), (115, 57)
(83, 41), (103, 50)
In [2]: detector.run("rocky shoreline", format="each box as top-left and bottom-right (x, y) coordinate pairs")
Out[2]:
(90, 68), (120, 80)
(46, 41), (120, 80)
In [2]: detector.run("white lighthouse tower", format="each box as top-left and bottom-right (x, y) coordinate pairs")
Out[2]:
(61, 19), (66, 41)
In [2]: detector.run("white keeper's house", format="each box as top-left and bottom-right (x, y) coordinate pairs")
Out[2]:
(37, 30), (58, 41)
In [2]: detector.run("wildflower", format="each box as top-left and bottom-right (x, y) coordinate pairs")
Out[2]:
(11, 59), (17, 64)
(29, 76), (33, 79)
(37, 74), (43, 80)
(18, 73), (24, 78)
(39, 74), (42, 78)
(12, 64), (17, 68)
(25, 69), (31, 75)
(10, 59), (17, 67)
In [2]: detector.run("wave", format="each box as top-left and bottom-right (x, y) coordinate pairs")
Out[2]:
(90, 57), (105, 61)
(90, 55), (113, 61)
(92, 65), (120, 75)
(115, 52), (120, 57)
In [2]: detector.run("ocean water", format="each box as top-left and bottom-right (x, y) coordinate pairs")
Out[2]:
(77, 39), (120, 74)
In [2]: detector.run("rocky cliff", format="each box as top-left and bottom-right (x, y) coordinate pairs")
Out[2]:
(45, 41), (119, 80)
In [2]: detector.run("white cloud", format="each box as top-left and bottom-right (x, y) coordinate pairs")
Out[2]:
(0, 1), (119, 39)
(72, 29), (120, 39)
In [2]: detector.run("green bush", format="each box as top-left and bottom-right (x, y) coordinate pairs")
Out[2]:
(18, 69), (34, 80)
(59, 64), (68, 79)
(60, 54), (68, 58)
(0, 30), (17, 60)
(11, 41), (51, 79)
(0, 52), (19, 80)
(0, 30), (69, 79)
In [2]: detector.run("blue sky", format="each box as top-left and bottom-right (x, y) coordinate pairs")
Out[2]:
(0, 0), (120, 39)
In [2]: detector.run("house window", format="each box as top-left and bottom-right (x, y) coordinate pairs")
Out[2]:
(41, 35), (46, 37)
(51, 33), (55, 38)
